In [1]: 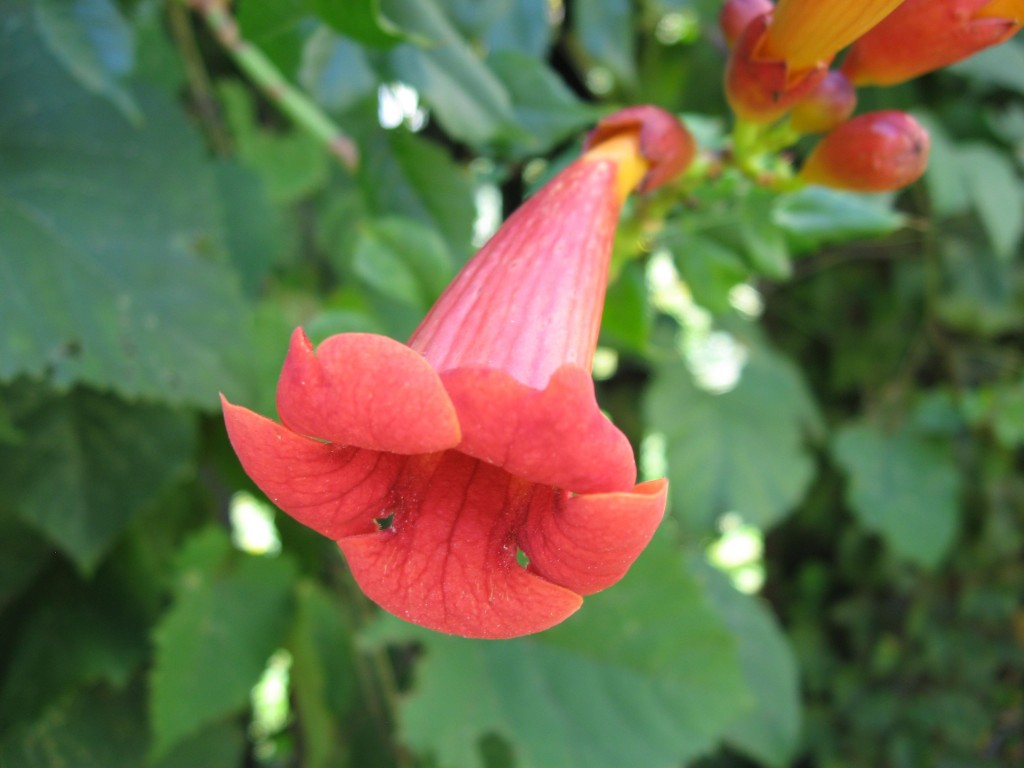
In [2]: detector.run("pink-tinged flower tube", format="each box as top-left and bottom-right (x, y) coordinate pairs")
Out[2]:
(222, 106), (694, 639)
(842, 0), (1024, 86)
(790, 70), (857, 134)
(800, 110), (930, 192)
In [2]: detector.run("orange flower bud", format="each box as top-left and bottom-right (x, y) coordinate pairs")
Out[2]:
(801, 111), (930, 192)
(720, 0), (774, 48)
(761, 0), (906, 70)
(843, 0), (1024, 86)
(790, 71), (857, 134)
(725, 13), (828, 123)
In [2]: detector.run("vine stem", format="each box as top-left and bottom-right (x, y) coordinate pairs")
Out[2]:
(185, 0), (359, 171)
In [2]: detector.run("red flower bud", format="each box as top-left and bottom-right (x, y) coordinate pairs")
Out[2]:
(790, 70), (857, 134)
(725, 12), (828, 123)
(720, 0), (774, 48)
(801, 110), (930, 192)
(222, 106), (694, 639)
(843, 0), (1024, 86)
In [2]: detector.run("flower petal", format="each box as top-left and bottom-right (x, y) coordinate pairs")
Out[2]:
(584, 105), (696, 193)
(441, 365), (637, 494)
(339, 451), (583, 639)
(521, 479), (667, 595)
(276, 328), (461, 454)
(222, 395), (402, 539)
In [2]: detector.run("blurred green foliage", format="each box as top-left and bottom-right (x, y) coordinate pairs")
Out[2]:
(1, 0), (1022, 766)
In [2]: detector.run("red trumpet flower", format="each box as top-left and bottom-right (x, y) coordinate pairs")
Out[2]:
(222, 106), (694, 639)
(725, 0), (904, 122)
(843, 0), (1023, 86)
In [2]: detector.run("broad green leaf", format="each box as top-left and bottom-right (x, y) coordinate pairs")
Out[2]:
(918, 114), (971, 218)
(32, 0), (139, 121)
(0, 518), (50, 613)
(380, 0), (518, 146)
(0, 8), (251, 406)
(366, 529), (748, 768)
(219, 81), (330, 204)
(572, 0), (637, 89)
(646, 340), (822, 531)
(314, 0), (405, 48)
(948, 39), (1024, 94)
(699, 565), (802, 767)
(216, 160), (289, 298)
(737, 188), (791, 279)
(0, 682), (246, 768)
(358, 124), (475, 260)
(487, 50), (603, 156)
(0, 568), (149, 729)
(0, 385), (195, 573)
(287, 582), (360, 768)
(150, 527), (298, 758)
(442, 0), (553, 56)
(832, 420), (961, 568)
(600, 262), (651, 353)
(957, 144), (1024, 261)
(0, 683), (148, 768)
(937, 236), (1023, 335)
(237, 0), (312, 76)
(300, 27), (380, 112)
(774, 186), (905, 253)
(352, 217), (454, 310)
(668, 233), (750, 314)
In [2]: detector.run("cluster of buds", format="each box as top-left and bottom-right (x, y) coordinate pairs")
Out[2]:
(721, 0), (1024, 191)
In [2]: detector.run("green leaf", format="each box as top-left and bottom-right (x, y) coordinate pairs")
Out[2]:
(237, 0), (312, 76)
(572, 0), (637, 89)
(32, 0), (140, 121)
(216, 160), (288, 298)
(0, 683), (148, 768)
(352, 217), (454, 310)
(287, 582), (359, 768)
(487, 50), (602, 156)
(0, 9), (252, 406)
(0, 567), (150, 729)
(832, 419), (961, 568)
(699, 565), (802, 767)
(314, 0), (405, 48)
(646, 339), (821, 531)
(380, 0), (517, 146)
(600, 263), (651, 353)
(669, 233), (750, 314)
(0, 385), (195, 574)
(918, 113), (971, 218)
(366, 529), (748, 768)
(937, 235), (1024, 336)
(948, 39), (1024, 94)
(299, 27), (380, 112)
(957, 143), (1024, 261)
(0, 681), (246, 768)
(0, 519), (51, 613)
(442, 0), (553, 57)
(219, 80), (330, 204)
(149, 527), (298, 758)
(358, 124), (475, 260)
(774, 186), (905, 253)
(737, 188), (791, 279)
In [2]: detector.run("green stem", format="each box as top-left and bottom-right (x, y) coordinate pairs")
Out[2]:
(168, 1), (232, 154)
(185, 0), (359, 171)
